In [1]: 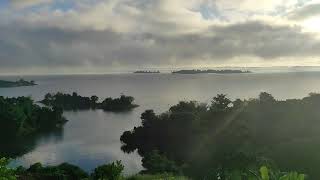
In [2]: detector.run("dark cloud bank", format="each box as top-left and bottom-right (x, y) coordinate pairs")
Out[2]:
(0, 21), (320, 73)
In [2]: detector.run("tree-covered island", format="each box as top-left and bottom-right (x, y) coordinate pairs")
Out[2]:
(0, 79), (36, 88)
(172, 69), (251, 74)
(134, 70), (161, 74)
(40, 92), (139, 111)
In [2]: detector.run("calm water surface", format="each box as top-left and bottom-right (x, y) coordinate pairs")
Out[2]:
(1, 72), (320, 174)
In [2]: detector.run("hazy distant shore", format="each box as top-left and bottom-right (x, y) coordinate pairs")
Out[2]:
(172, 69), (251, 74)
(0, 79), (36, 88)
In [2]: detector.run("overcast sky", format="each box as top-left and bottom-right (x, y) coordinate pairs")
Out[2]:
(0, 0), (320, 74)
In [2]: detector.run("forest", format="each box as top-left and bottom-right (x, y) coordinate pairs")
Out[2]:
(0, 96), (66, 138)
(41, 92), (138, 111)
(0, 92), (316, 179)
(121, 92), (320, 179)
(0, 157), (305, 180)
(0, 96), (67, 157)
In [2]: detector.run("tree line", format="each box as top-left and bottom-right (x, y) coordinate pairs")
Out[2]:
(41, 92), (138, 111)
(0, 157), (305, 180)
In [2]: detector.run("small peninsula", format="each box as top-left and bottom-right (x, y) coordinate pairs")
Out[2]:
(172, 69), (251, 74)
(0, 79), (36, 88)
(0, 96), (66, 139)
(40, 92), (139, 111)
(134, 70), (160, 74)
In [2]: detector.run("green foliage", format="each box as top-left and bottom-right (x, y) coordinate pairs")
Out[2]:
(120, 92), (319, 179)
(260, 166), (270, 180)
(217, 166), (306, 180)
(0, 96), (67, 158)
(141, 150), (181, 175)
(41, 92), (95, 110)
(0, 96), (66, 140)
(0, 157), (306, 180)
(279, 172), (305, 180)
(41, 92), (138, 111)
(210, 94), (232, 112)
(258, 166), (305, 180)
(17, 162), (89, 180)
(0, 158), (16, 180)
(91, 161), (124, 180)
(126, 173), (189, 180)
(100, 95), (137, 111)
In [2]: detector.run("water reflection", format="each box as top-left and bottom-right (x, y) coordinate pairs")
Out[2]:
(11, 109), (143, 174)
(2, 128), (64, 159)
(2, 72), (320, 174)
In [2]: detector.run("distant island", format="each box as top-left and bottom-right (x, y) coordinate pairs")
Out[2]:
(40, 92), (139, 111)
(172, 69), (251, 74)
(0, 79), (36, 88)
(134, 70), (160, 74)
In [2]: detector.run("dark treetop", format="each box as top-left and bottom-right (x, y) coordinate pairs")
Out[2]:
(40, 92), (138, 111)
(172, 69), (251, 74)
(0, 79), (36, 88)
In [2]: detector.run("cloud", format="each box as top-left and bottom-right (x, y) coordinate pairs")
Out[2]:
(10, 0), (53, 9)
(288, 3), (320, 20)
(0, 0), (320, 74)
(0, 20), (319, 74)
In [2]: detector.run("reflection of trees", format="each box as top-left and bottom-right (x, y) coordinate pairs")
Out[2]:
(0, 128), (64, 158)
(0, 96), (66, 158)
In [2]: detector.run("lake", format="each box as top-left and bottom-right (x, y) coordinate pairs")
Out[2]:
(1, 72), (320, 174)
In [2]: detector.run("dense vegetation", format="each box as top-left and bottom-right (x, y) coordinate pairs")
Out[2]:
(0, 79), (36, 88)
(0, 92), (312, 179)
(0, 96), (66, 138)
(0, 157), (305, 180)
(121, 92), (320, 179)
(0, 96), (67, 157)
(0, 158), (188, 180)
(41, 92), (138, 111)
(172, 69), (251, 74)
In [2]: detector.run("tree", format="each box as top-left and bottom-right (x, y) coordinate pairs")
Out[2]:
(72, 92), (78, 97)
(0, 158), (16, 180)
(142, 150), (181, 175)
(91, 161), (124, 180)
(91, 95), (99, 104)
(259, 92), (275, 103)
(141, 110), (158, 127)
(210, 94), (232, 112)
(233, 98), (244, 109)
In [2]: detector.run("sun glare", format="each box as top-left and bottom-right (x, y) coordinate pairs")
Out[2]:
(303, 16), (320, 33)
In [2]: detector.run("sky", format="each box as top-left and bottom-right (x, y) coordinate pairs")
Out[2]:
(0, 0), (320, 74)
